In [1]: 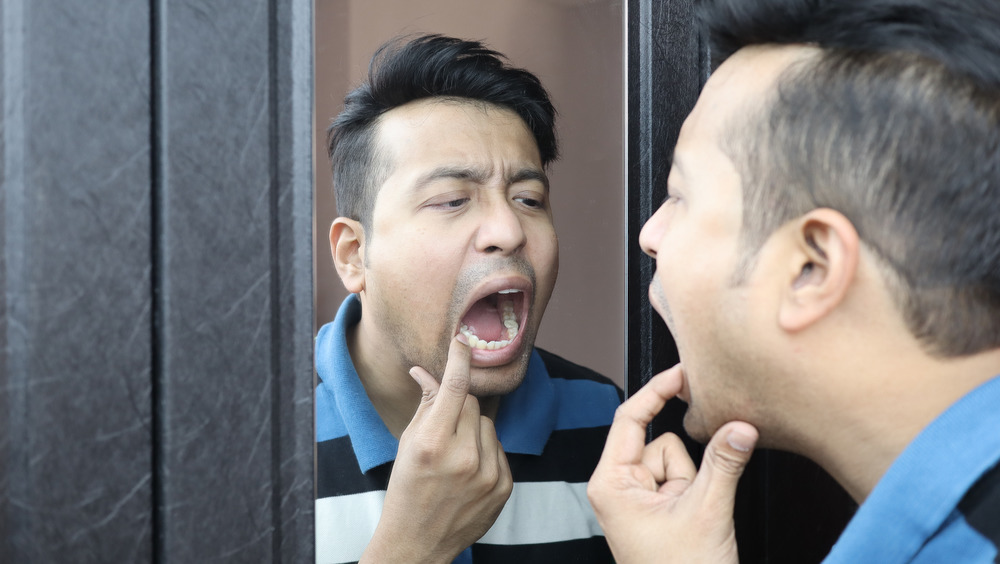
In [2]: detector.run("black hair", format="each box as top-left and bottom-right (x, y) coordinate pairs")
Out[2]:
(326, 34), (558, 231)
(700, 0), (1000, 356)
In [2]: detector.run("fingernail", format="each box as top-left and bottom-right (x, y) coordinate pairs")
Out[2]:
(408, 368), (421, 384)
(727, 430), (756, 453)
(455, 333), (469, 346)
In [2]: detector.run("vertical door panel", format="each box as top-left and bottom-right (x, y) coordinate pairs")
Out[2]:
(1, 0), (154, 561)
(155, 0), (313, 560)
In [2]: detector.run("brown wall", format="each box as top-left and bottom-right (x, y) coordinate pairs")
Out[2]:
(315, 0), (625, 386)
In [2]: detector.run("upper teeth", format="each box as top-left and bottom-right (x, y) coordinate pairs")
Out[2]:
(498, 289), (520, 294)
(460, 299), (521, 350)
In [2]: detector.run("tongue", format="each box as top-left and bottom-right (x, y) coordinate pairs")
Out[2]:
(462, 298), (506, 342)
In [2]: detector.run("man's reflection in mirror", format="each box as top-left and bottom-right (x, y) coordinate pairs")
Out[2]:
(315, 34), (622, 564)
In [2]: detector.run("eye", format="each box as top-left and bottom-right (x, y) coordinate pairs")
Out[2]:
(514, 195), (546, 210)
(425, 196), (470, 210)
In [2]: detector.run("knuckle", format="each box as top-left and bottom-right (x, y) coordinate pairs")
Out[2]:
(499, 475), (513, 497)
(480, 460), (499, 485)
(442, 374), (470, 395)
(453, 446), (481, 475)
(479, 416), (497, 436)
(707, 444), (747, 474)
(408, 437), (446, 465)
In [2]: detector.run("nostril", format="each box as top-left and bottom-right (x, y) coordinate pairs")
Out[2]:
(485, 246), (501, 253)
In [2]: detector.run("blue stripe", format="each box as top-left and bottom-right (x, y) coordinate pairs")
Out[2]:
(453, 547), (472, 564)
(552, 378), (620, 430)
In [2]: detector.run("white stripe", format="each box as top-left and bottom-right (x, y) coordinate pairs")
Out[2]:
(479, 481), (603, 545)
(315, 490), (385, 564)
(314, 481), (603, 562)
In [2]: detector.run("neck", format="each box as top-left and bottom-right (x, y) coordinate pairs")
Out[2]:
(347, 316), (501, 438)
(795, 346), (1000, 503)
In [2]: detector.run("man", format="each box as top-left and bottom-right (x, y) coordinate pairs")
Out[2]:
(588, 0), (1000, 562)
(315, 35), (621, 563)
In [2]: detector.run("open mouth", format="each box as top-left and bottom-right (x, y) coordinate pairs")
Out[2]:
(456, 281), (531, 361)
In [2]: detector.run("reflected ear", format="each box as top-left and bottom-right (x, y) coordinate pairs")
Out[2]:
(778, 208), (859, 332)
(330, 218), (366, 294)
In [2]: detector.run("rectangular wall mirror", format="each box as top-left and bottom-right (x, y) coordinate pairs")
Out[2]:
(314, 0), (626, 387)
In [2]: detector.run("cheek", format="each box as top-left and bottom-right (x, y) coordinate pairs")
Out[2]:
(367, 233), (460, 309)
(529, 227), (559, 298)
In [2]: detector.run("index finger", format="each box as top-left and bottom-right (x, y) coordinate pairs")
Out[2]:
(425, 335), (474, 430)
(601, 364), (684, 465)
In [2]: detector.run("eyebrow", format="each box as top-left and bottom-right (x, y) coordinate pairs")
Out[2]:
(509, 168), (550, 191)
(413, 165), (549, 191)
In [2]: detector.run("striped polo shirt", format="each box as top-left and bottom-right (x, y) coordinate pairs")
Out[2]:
(316, 295), (622, 564)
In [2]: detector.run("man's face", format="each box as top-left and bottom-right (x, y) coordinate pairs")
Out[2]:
(638, 46), (810, 441)
(360, 98), (558, 398)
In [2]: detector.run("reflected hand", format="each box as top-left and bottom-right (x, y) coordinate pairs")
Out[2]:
(587, 364), (758, 564)
(361, 336), (513, 564)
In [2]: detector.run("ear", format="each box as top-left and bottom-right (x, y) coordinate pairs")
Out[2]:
(330, 217), (366, 294)
(778, 208), (859, 332)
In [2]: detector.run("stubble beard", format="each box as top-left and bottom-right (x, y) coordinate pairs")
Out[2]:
(375, 257), (541, 399)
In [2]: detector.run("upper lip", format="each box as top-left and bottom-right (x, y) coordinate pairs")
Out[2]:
(455, 275), (533, 334)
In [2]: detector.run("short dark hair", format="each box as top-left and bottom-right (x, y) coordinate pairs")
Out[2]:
(326, 34), (558, 231)
(700, 0), (1000, 356)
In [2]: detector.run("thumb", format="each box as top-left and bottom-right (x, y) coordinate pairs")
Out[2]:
(409, 366), (441, 409)
(694, 421), (758, 511)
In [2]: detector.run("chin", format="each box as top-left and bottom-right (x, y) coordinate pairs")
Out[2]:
(468, 355), (531, 398)
(682, 410), (713, 444)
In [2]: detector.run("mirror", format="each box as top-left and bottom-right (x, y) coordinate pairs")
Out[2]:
(313, 0), (625, 387)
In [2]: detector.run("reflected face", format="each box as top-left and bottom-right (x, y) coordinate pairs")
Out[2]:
(361, 98), (558, 397)
(638, 47), (808, 441)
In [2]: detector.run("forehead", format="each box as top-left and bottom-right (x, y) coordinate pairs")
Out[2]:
(678, 45), (818, 155)
(375, 98), (540, 167)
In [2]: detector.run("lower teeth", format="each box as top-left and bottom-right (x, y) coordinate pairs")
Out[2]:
(460, 327), (514, 350)
(460, 301), (520, 350)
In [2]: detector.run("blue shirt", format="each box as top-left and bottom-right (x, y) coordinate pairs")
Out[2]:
(824, 374), (1000, 563)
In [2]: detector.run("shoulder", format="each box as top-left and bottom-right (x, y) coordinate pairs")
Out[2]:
(535, 347), (624, 402)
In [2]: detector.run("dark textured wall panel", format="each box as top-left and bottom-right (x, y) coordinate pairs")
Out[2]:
(1, 0), (153, 562)
(270, 0), (316, 561)
(3, 0), (313, 560)
(156, 0), (313, 560)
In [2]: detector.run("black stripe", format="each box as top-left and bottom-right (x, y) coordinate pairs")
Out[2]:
(508, 426), (611, 483)
(958, 462), (1000, 549)
(537, 348), (624, 402)
(472, 536), (613, 563)
(318, 425), (610, 498)
(316, 436), (393, 498)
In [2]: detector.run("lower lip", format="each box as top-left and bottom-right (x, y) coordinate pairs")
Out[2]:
(463, 321), (527, 367)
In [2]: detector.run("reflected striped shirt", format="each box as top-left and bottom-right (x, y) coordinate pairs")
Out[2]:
(315, 295), (621, 564)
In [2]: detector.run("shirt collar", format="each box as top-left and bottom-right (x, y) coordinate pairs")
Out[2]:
(825, 373), (1000, 562)
(316, 295), (398, 472)
(317, 294), (559, 472)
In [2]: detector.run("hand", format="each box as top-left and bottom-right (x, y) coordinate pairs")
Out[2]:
(587, 364), (758, 564)
(361, 336), (513, 564)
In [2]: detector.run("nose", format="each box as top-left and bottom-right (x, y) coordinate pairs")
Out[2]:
(639, 204), (665, 259)
(475, 200), (527, 255)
